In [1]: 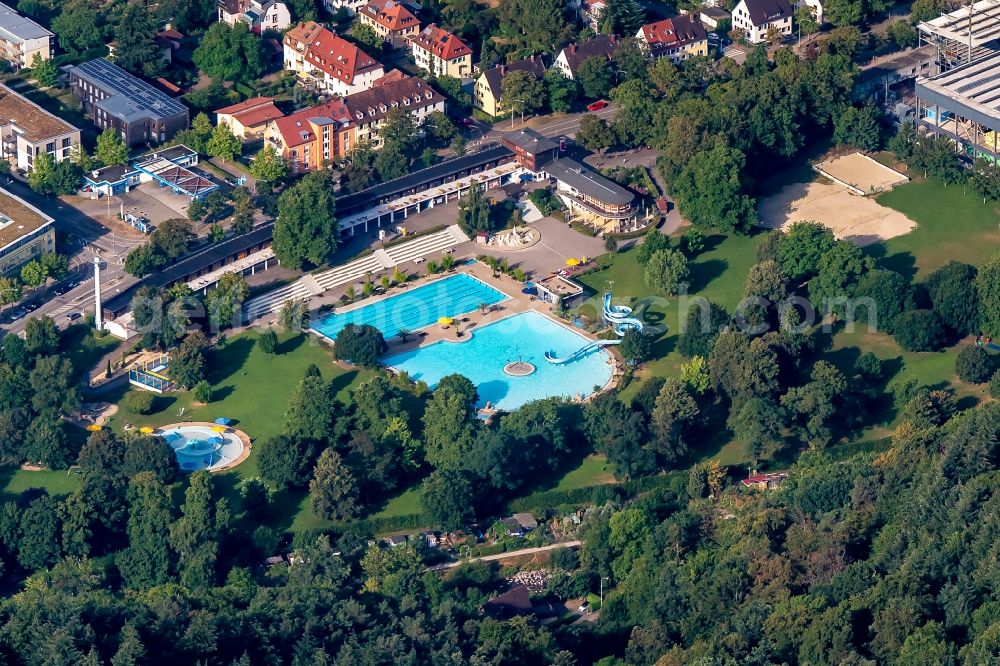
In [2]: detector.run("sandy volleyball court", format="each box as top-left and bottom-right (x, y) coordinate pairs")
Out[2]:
(758, 153), (916, 246)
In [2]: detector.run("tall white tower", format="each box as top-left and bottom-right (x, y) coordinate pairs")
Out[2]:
(93, 256), (102, 331)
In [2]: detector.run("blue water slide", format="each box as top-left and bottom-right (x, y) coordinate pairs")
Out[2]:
(543, 339), (621, 364)
(602, 292), (643, 334)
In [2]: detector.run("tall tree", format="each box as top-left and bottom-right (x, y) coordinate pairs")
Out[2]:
(274, 171), (337, 269)
(649, 378), (699, 465)
(114, 2), (163, 77)
(309, 449), (360, 521)
(672, 140), (757, 233)
(457, 183), (491, 234)
(206, 123), (242, 162)
(977, 252), (1000, 337)
(577, 56), (614, 100)
(95, 128), (129, 167)
(117, 472), (174, 588)
(193, 23), (264, 83)
(500, 70), (546, 117)
(250, 144), (289, 183)
(169, 471), (228, 588)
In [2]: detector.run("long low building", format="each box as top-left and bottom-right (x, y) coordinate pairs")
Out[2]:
(0, 187), (54, 276)
(915, 51), (1000, 160)
(83, 145), (221, 200)
(0, 83), (81, 173)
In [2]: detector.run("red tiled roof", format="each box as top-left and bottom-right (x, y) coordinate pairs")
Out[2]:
(215, 96), (277, 115)
(216, 97), (285, 127)
(358, 0), (418, 31)
(301, 26), (383, 85)
(639, 15), (707, 54)
(272, 99), (350, 148)
(373, 69), (408, 86)
(341, 75), (440, 125)
(410, 24), (471, 61)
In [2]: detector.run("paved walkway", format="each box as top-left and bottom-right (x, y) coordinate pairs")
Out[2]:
(430, 540), (582, 570)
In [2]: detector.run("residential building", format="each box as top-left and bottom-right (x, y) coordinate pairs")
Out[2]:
(0, 2), (52, 69)
(0, 83), (81, 173)
(916, 50), (1000, 161)
(553, 34), (618, 79)
(474, 55), (546, 117)
(636, 15), (708, 62)
(581, 0), (606, 31)
(67, 59), (190, 146)
(482, 586), (533, 619)
(264, 75), (444, 172)
(731, 0), (792, 44)
(0, 187), (55, 276)
(218, 0), (292, 33)
(283, 22), (385, 96)
(544, 157), (638, 230)
(409, 24), (472, 78)
(741, 471), (789, 490)
(155, 29), (184, 65)
(321, 0), (369, 14)
(345, 75), (444, 148)
(215, 97), (284, 141)
(265, 98), (353, 173)
(357, 0), (419, 48)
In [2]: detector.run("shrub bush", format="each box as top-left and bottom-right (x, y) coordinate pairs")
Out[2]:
(122, 391), (155, 415)
(955, 346), (996, 384)
(192, 380), (213, 403)
(990, 370), (1000, 398)
(893, 310), (948, 352)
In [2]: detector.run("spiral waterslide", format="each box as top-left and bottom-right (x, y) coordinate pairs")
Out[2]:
(602, 291), (643, 335)
(544, 291), (643, 364)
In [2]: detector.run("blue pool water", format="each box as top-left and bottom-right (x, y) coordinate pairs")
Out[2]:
(310, 273), (508, 341)
(161, 426), (244, 472)
(386, 311), (614, 410)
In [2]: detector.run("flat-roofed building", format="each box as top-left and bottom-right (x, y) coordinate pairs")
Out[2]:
(915, 51), (1000, 160)
(918, 0), (1000, 70)
(67, 59), (190, 146)
(0, 83), (81, 173)
(0, 186), (55, 276)
(0, 2), (52, 69)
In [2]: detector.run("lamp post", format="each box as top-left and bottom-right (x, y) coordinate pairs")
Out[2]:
(600, 576), (609, 607)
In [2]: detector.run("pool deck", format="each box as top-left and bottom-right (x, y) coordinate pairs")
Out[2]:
(329, 262), (625, 399)
(155, 421), (253, 473)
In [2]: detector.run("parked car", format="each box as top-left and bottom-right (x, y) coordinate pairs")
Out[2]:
(586, 100), (608, 112)
(66, 312), (82, 322)
(23, 302), (39, 313)
(578, 603), (589, 613)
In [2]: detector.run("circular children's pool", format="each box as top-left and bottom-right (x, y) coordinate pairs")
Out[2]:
(157, 424), (247, 472)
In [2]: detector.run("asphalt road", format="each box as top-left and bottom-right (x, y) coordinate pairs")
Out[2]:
(1, 178), (140, 336)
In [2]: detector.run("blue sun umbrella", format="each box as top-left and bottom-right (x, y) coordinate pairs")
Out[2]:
(214, 417), (232, 425)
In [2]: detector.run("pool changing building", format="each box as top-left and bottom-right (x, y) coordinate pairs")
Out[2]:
(915, 50), (1000, 161)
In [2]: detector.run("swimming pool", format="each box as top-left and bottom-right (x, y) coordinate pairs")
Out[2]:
(310, 273), (509, 341)
(386, 310), (614, 410)
(159, 425), (245, 472)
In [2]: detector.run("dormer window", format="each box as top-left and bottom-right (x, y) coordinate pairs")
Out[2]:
(403, 98), (410, 105)
(379, 104), (387, 112)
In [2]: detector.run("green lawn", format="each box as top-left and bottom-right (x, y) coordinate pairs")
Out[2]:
(3, 330), (374, 525)
(107, 331), (372, 478)
(577, 234), (764, 399)
(874, 177), (1000, 279)
(549, 454), (616, 491)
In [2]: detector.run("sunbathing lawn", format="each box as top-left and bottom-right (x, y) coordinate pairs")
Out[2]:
(577, 234), (765, 400)
(874, 177), (1000, 279)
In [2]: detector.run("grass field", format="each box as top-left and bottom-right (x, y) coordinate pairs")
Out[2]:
(577, 233), (765, 399)
(874, 177), (1000, 279)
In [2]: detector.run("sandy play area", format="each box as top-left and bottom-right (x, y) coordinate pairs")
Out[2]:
(758, 178), (917, 246)
(814, 152), (909, 194)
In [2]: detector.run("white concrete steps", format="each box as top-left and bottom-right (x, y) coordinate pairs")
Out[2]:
(243, 225), (473, 323)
